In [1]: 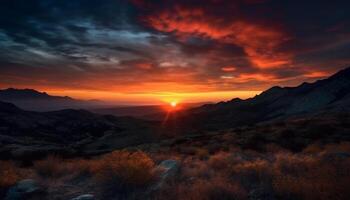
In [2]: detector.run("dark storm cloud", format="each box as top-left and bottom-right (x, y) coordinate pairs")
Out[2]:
(0, 0), (350, 95)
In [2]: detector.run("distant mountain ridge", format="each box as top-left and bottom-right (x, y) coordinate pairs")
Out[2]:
(176, 67), (350, 131)
(0, 100), (156, 159)
(0, 88), (103, 111)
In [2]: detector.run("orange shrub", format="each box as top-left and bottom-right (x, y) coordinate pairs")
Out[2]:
(182, 158), (211, 178)
(208, 151), (231, 171)
(34, 156), (69, 178)
(0, 161), (22, 187)
(231, 159), (271, 177)
(196, 148), (209, 160)
(155, 177), (247, 200)
(91, 150), (156, 186)
(323, 142), (350, 153)
(302, 143), (323, 154)
(273, 153), (350, 200)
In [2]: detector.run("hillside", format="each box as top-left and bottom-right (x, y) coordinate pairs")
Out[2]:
(0, 101), (157, 160)
(173, 67), (350, 131)
(0, 88), (104, 111)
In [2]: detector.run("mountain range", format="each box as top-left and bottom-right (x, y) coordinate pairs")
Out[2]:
(0, 88), (104, 111)
(174, 67), (350, 131)
(0, 67), (350, 159)
(0, 101), (157, 160)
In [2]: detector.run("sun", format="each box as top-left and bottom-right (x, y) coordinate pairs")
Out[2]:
(170, 101), (177, 107)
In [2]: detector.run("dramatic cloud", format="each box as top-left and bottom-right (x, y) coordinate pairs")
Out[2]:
(0, 0), (349, 103)
(143, 4), (291, 68)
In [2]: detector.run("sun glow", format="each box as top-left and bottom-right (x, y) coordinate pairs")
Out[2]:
(170, 101), (177, 107)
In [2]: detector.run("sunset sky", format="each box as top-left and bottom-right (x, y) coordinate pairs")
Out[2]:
(0, 0), (349, 104)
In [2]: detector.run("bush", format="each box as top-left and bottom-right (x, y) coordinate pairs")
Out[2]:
(91, 150), (156, 186)
(273, 153), (350, 200)
(0, 161), (22, 187)
(208, 151), (231, 170)
(34, 156), (69, 178)
(196, 148), (209, 160)
(155, 177), (247, 200)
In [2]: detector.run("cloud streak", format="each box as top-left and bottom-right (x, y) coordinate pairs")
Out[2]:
(0, 0), (349, 103)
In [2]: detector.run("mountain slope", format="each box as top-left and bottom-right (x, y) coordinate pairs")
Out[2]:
(175, 67), (350, 131)
(0, 88), (103, 111)
(0, 101), (157, 159)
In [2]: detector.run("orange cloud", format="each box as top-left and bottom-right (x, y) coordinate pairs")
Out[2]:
(144, 6), (292, 69)
(304, 71), (330, 78)
(221, 66), (236, 72)
(135, 62), (153, 70)
(220, 73), (288, 83)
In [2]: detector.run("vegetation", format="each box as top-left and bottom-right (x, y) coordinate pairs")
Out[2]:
(1, 136), (350, 199)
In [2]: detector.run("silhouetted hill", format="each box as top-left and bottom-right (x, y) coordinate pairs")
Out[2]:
(0, 88), (104, 111)
(174, 67), (350, 131)
(93, 102), (210, 119)
(0, 101), (157, 160)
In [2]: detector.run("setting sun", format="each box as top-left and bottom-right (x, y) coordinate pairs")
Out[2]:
(170, 101), (177, 107)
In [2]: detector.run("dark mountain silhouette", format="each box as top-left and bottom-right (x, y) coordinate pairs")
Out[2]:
(0, 101), (157, 160)
(93, 102), (210, 119)
(0, 88), (104, 111)
(174, 67), (350, 131)
(1, 67), (350, 159)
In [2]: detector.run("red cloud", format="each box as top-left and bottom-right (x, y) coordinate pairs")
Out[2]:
(142, 5), (292, 69)
(221, 66), (237, 72)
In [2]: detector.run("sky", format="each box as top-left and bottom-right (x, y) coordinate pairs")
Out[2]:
(0, 0), (350, 104)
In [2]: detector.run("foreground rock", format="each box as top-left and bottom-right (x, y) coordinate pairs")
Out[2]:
(5, 179), (45, 200)
(158, 160), (180, 179)
(152, 160), (180, 191)
(71, 194), (95, 200)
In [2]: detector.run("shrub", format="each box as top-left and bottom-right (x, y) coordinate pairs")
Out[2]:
(0, 161), (22, 187)
(91, 150), (156, 186)
(182, 158), (211, 178)
(272, 153), (350, 200)
(196, 148), (209, 160)
(230, 159), (272, 187)
(208, 151), (231, 171)
(155, 177), (247, 200)
(34, 156), (69, 178)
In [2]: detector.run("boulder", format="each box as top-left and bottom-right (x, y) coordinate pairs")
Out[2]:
(249, 187), (275, 200)
(5, 179), (45, 200)
(158, 160), (180, 179)
(71, 194), (95, 200)
(322, 152), (350, 161)
(152, 160), (180, 191)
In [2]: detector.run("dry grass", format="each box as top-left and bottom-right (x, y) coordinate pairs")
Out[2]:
(33, 150), (157, 186)
(272, 153), (350, 200)
(0, 161), (23, 187)
(155, 177), (247, 200)
(2, 142), (350, 200)
(34, 156), (70, 178)
(196, 148), (209, 160)
(90, 150), (156, 186)
(208, 151), (231, 170)
(156, 142), (350, 200)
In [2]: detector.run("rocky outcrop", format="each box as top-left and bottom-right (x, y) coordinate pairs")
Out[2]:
(71, 194), (95, 200)
(152, 160), (180, 191)
(175, 67), (350, 131)
(5, 179), (45, 200)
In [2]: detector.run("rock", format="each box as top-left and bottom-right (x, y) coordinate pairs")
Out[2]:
(158, 160), (180, 179)
(151, 160), (180, 191)
(249, 187), (275, 200)
(230, 152), (253, 162)
(322, 152), (350, 161)
(5, 179), (45, 200)
(71, 194), (95, 200)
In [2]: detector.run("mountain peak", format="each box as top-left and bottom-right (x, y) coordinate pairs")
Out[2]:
(0, 88), (51, 98)
(329, 67), (350, 79)
(0, 88), (103, 111)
